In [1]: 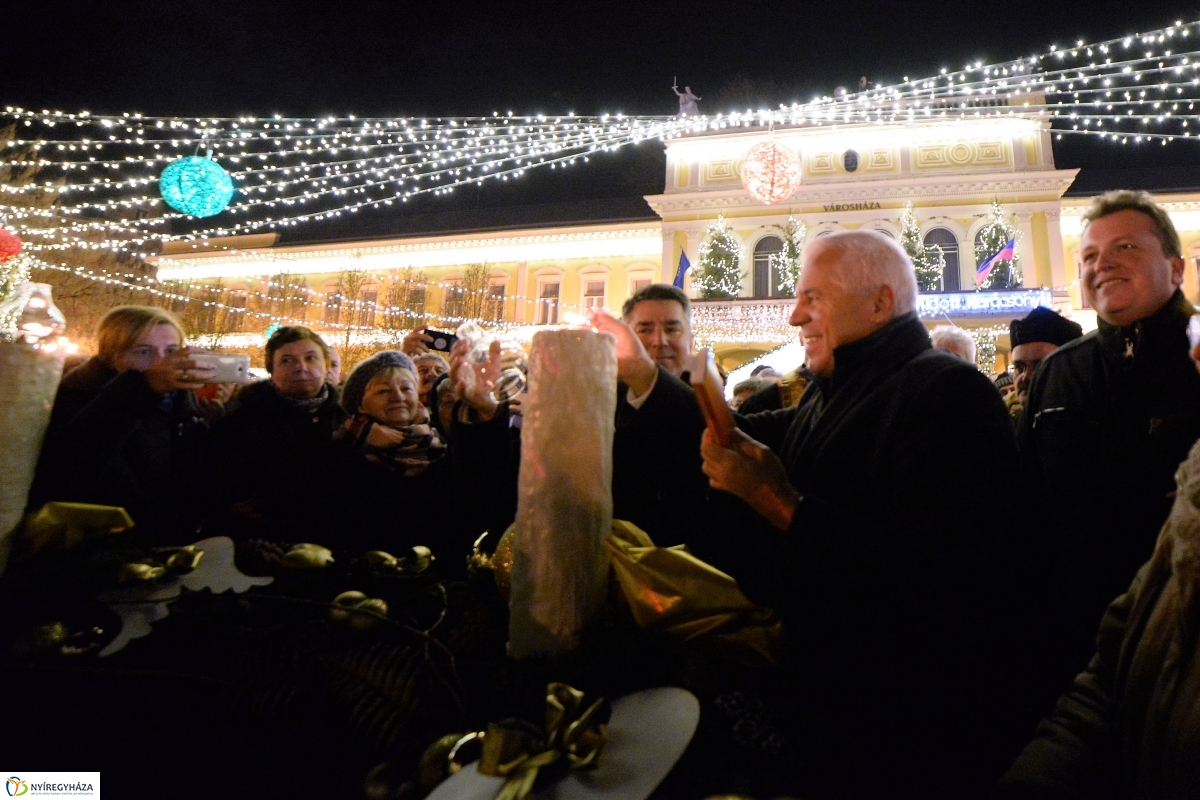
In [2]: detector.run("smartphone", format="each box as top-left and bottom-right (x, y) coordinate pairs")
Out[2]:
(190, 353), (251, 384)
(689, 348), (735, 448)
(425, 329), (460, 353)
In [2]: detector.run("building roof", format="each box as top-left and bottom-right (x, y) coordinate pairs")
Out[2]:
(1064, 166), (1200, 197)
(274, 196), (660, 246)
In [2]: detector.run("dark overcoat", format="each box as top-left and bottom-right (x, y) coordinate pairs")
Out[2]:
(31, 357), (208, 544)
(1019, 289), (1200, 666)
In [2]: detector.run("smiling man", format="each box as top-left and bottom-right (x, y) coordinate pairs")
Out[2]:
(587, 284), (725, 567)
(599, 233), (1038, 796)
(621, 283), (695, 383)
(1019, 190), (1200, 670)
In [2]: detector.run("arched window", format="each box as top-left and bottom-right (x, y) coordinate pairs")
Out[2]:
(753, 236), (785, 299)
(923, 227), (960, 292)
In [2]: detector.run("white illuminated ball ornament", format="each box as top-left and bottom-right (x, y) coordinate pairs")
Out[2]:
(740, 141), (802, 205)
(158, 155), (236, 218)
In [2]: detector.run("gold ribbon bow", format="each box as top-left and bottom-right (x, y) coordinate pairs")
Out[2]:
(477, 683), (609, 800)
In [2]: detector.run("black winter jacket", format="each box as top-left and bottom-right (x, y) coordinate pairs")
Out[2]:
(617, 314), (1044, 797)
(734, 312), (1042, 798)
(31, 357), (208, 544)
(998, 438), (1200, 800)
(612, 370), (741, 571)
(1019, 289), (1200, 666)
(325, 409), (516, 574)
(206, 379), (347, 540)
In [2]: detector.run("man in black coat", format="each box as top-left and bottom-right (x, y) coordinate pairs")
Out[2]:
(1018, 190), (1200, 670)
(1006, 306), (1083, 421)
(595, 231), (1040, 798)
(604, 284), (742, 573)
(207, 327), (346, 540)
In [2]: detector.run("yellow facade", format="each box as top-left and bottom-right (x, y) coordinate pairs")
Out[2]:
(152, 113), (1200, 371)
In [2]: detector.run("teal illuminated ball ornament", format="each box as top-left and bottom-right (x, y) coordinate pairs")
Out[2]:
(159, 156), (235, 217)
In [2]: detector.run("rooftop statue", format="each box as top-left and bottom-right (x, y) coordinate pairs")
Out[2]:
(673, 80), (700, 116)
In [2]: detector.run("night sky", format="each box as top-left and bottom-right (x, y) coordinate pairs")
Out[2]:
(6, 1), (1200, 235)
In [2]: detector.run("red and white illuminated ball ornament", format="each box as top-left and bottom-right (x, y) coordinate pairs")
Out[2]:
(740, 141), (802, 205)
(0, 228), (21, 262)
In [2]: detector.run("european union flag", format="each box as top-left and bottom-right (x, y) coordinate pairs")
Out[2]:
(673, 251), (691, 289)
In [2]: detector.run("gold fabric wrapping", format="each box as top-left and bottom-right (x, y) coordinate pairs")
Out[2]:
(605, 520), (784, 668)
(18, 502), (134, 558)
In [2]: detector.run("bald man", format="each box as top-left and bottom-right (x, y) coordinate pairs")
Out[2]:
(595, 231), (1038, 798)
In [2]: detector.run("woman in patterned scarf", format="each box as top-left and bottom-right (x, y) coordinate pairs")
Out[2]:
(331, 348), (515, 571)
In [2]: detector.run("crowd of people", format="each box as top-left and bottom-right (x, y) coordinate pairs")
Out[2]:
(23, 189), (1200, 798)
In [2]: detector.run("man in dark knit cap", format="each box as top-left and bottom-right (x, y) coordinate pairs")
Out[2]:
(1007, 306), (1083, 417)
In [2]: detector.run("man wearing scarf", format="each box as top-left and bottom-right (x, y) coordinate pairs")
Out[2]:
(593, 231), (1040, 798)
(208, 326), (346, 540)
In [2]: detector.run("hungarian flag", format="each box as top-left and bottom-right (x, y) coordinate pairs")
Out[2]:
(976, 238), (1016, 286)
(673, 251), (691, 289)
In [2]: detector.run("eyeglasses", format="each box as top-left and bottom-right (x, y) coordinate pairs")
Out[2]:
(1009, 360), (1042, 376)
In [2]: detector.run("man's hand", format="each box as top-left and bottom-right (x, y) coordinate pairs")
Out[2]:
(586, 308), (658, 397)
(701, 427), (800, 531)
(402, 325), (434, 356)
(449, 339), (500, 421)
(142, 347), (215, 395)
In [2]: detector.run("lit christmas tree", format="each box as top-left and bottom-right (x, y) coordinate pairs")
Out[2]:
(975, 200), (1022, 290)
(770, 216), (807, 296)
(693, 216), (746, 299)
(972, 329), (998, 372)
(899, 202), (942, 292)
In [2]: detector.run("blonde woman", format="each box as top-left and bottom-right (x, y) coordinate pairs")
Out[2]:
(31, 306), (214, 544)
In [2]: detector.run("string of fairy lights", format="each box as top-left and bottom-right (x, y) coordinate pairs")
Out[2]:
(25, 252), (607, 335)
(2, 18), (1199, 344)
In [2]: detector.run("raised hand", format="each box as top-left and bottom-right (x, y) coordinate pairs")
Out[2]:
(142, 347), (215, 395)
(585, 308), (657, 397)
(402, 325), (434, 356)
(449, 339), (500, 421)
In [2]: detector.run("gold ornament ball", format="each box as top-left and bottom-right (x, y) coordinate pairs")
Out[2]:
(492, 526), (516, 602)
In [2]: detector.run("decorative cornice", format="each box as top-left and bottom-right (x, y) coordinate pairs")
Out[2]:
(645, 170), (1079, 216)
(154, 223), (663, 269)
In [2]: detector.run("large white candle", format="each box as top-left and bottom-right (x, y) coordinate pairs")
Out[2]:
(0, 343), (65, 574)
(508, 329), (616, 657)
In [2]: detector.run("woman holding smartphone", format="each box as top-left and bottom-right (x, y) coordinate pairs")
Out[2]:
(30, 306), (216, 545)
